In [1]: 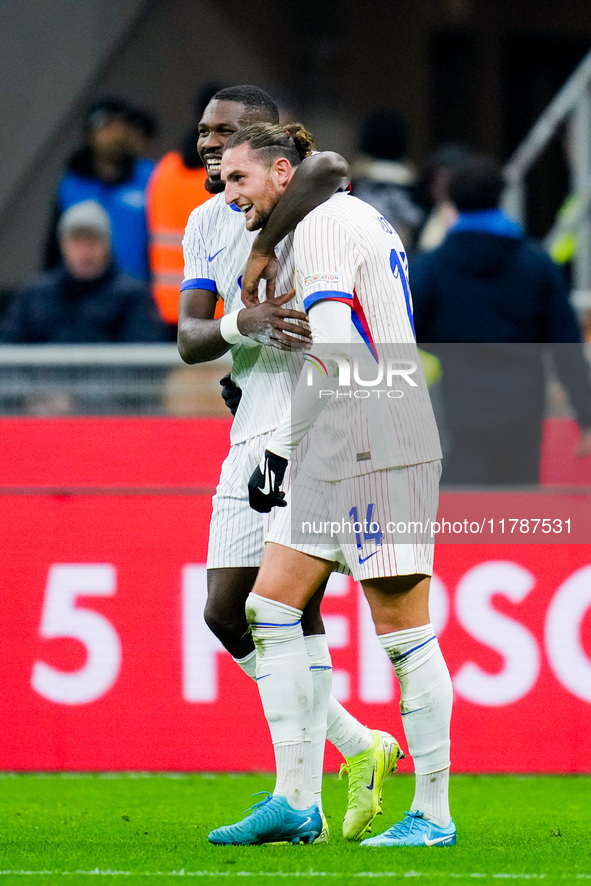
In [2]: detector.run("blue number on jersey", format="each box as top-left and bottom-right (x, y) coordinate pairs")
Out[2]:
(389, 248), (415, 336)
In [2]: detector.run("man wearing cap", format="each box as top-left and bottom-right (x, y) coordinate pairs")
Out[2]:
(1, 200), (166, 343)
(43, 97), (157, 283)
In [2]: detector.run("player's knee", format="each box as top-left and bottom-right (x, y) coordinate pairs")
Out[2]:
(203, 598), (245, 644)
(245, 592), (302, 628)
(245, 592), (263, 626)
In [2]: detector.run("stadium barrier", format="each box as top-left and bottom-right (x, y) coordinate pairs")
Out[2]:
(0, 416), (589, 773)
(0, 345), (231, 416)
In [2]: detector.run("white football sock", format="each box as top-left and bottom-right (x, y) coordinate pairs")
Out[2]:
(235, 636), (371, 763)
(379, 623), (453, 826)
(326, 697), (373, 758)
(303, 634), (333, 815)
(246, 592), (315, 810)
(233, 650), (257, 680)
(413, 769), (450, 827)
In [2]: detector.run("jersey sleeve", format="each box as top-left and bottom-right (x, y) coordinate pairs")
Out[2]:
(267, 300), (352, 460)
(294, 211), (360, 312)
(181, 206), (217, 295)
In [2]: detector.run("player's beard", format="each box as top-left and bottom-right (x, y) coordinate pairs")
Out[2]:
(246, 198), (276, 231)
(247, 182), (282, 230)
(205, 176), (225, 194)
(246, 208), (270, 231)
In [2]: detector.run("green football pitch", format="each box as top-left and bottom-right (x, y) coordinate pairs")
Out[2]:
(0, 773), (590, 884)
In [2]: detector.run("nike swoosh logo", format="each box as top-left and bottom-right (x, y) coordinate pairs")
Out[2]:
(424, 834), (453, 846)
(358, 551), (379, 564)
(208, 247), (226, 262)
(401, 707), (427, 716)
(365, 765), (376, 792)
(298, 817), (312, 829)
(261, 464), (272, 496)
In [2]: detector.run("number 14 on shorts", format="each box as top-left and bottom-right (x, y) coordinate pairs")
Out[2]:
(349, 503), (384, 564)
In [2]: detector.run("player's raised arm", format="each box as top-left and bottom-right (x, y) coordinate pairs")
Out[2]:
(241, 150), (350, 306)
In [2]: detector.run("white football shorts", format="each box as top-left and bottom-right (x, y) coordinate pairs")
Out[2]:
(266, 459), (442, 581)
(207, 433), (277, 569)
(207, 432), (344, 569)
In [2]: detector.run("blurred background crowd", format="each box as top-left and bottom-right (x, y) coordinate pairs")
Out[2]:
(1, 0), (591, 485)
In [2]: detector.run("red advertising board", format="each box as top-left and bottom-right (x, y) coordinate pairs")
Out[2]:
(0, 418), (589, 773)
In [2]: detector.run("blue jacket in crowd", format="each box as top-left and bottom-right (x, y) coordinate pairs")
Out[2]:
(44, 148), (155, 282)
(410, 210), (591, 429)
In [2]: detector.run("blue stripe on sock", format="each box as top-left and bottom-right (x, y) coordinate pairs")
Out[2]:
(389, 635), (436, 663)
(309, 665), (332, 671)
(251, 621), (301, 628)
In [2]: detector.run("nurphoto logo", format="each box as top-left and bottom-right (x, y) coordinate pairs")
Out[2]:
(304, 352), (418, 399)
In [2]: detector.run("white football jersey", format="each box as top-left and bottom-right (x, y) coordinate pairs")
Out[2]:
(182, 195), (303, 444)
(292, 192), (442, 480)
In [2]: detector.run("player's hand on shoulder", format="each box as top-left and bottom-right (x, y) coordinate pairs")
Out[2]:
(237, 290), (312, 351)
(248, 449), (288, 513)
(241, 240), (278, 307)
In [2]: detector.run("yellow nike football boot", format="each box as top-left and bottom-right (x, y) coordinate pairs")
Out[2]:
(339, 730), (404, 841)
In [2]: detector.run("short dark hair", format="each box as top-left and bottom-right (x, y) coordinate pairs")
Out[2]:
(211, 85), (279, 124)
(84, 96), (132, 132)
(224, 122), (315, 168)
(83, 97), (157, 138)
(449, 155), (505, 212)
(126, 105), (158, 139)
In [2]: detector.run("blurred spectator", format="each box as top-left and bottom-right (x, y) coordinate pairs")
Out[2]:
(416, 141), (473, 252)
(43, 97), (157, 282)
(125, 105), (159, 158)
(351, 111), (426, 251)
(410, 154), (591, 485)
(2, 201), (167, 343)
(146, 84), (221, 332)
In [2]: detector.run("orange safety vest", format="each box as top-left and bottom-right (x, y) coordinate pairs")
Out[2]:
(146, 153), (222, 323)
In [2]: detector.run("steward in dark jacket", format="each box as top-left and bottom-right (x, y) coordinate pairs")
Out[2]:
(409, 155), (591, 484)
(2, 200), (167, 344)
(0, 264), (166, 344)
